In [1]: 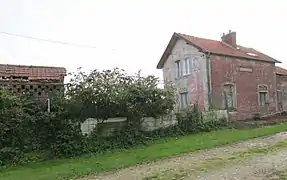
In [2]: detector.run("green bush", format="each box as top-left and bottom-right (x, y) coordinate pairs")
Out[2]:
(176, 106), (226, 133)
(34, 112), (86, 157)
(0, 90), (87, 165)
(0, 67), (227, 167)
(0, 91), (32, 165)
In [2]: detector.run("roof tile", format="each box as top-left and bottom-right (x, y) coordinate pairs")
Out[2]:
(276, 66), (287, 76)
(178, 33), (278, 63)
(0, 64), (66, 81)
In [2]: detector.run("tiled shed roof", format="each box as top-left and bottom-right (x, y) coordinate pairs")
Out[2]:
(276, 66), (287, 76)
(0, 64), (66, 81)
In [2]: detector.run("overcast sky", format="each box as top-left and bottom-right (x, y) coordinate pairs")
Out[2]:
(0, 0), (286, 79)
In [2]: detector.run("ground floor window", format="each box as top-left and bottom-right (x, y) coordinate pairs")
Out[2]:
(180, 92), (188, 108)
(258, 85), (268, 106)
(277, 90), (282, 102)
(259, 92), (267, 106)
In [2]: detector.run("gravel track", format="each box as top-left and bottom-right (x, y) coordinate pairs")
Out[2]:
(81, 132), (287, 180)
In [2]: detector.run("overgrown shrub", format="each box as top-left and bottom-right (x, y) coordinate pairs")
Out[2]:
(176, 106), (226, 134)
(0, 67), (227, 167)
(34, 112), (86, 157)
(0, 91), (32, 165)
(0, 90), (87, 165)
(253, 113), (261, 120)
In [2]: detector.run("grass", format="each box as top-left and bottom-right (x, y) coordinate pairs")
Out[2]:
(1, 123), (287, 180)
(271, 171), (287, 179)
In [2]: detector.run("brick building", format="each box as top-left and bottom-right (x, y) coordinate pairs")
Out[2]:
(0, 64), (66, 100)
(156, 30), (281, 120)
(276, 66), (287, 112)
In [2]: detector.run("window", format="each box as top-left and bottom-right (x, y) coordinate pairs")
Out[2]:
(175, 60), (181, 78)
(223, 84), (236, 110)
(259, 92), (267, 106)
(182, 58), (191, 76)
(258, 85), (268, 106)
(180, 92), (189, 108)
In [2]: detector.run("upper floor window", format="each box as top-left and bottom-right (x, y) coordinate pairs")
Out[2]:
(175, 58), (192, 79)
(175, 60), (181, 78)
(180, 92), (189, 108)
(182, 58), (191, 76)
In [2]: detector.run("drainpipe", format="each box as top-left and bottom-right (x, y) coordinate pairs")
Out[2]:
(205, 52), (212, 109)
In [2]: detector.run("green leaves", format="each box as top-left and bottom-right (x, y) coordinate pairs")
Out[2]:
(176, 106), (226, 133)
(66, 68), (176, 125)
(0, 67), (177, 166)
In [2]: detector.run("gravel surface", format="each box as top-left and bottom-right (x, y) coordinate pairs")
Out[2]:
(81, 132), (287, 180)
(192, 148), (287, 180)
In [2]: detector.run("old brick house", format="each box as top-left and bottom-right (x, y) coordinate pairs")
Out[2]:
(156, 30), (281, 120)
(276, 66), (287, 112)
(0, 64), (66, 100)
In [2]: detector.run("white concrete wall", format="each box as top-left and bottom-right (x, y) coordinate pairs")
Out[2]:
(162, 39), (209, 110)
(81, 110), (227, 135)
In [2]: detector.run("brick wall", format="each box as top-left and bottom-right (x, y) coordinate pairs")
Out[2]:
(276, 75), (287, 111)
(210, 55), (277, 120)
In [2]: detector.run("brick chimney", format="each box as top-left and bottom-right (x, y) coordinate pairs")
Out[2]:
(221, 30), (236, 48)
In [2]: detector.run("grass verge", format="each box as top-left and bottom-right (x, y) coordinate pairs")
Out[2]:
(1, 123), (287, 180)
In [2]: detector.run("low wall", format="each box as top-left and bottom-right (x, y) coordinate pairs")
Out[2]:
(81, 110), (228, 136)
(202, 109), (228, 121)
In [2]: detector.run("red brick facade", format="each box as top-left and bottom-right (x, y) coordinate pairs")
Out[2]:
(210, 55), (277, 120)
(276, 68), (287, 112)
(157, 31), (281, 120)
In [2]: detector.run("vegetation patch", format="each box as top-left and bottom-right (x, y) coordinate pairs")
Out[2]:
(1, 124), (287, 180)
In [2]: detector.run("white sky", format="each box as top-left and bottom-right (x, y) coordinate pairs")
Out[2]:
(0, 0), (286, 80)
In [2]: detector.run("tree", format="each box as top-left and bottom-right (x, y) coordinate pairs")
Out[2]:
(66, 68), (132, 122)
(123, 75), (175, 128)
(66, 68), (176, 129)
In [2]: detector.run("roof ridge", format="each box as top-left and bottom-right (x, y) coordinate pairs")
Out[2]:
(157, 32), (280, 69)
(177, 32), (279, 63)
(0, 63), (66, 69)
(177, 32), (221, 43)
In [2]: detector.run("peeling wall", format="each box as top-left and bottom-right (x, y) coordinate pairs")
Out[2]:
(162, 39), (209, 111)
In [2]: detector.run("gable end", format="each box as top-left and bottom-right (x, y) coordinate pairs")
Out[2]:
(156, 33), (203, 69)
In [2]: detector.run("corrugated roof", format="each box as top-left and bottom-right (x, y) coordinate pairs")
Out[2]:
(0, 64), (66, 81)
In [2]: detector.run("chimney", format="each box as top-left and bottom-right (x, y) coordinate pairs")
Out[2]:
(221, 30), (236, 48)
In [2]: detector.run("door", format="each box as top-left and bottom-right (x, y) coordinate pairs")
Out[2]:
(277, 90), (283, 112)
(259, 91), (268, 115)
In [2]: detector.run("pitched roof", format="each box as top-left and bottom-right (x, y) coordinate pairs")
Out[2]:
(157, 32), (280, 69)
(0, 64), (66, 81)
(276, 66), (287, 76)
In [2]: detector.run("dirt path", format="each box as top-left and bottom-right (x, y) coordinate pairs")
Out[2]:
(192, 148), (287, 180)
(81, 132), (287, 180)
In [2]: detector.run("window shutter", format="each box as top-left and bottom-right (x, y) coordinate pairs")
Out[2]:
(174, 62), (178, 79)
(187, 58), (191, 74)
